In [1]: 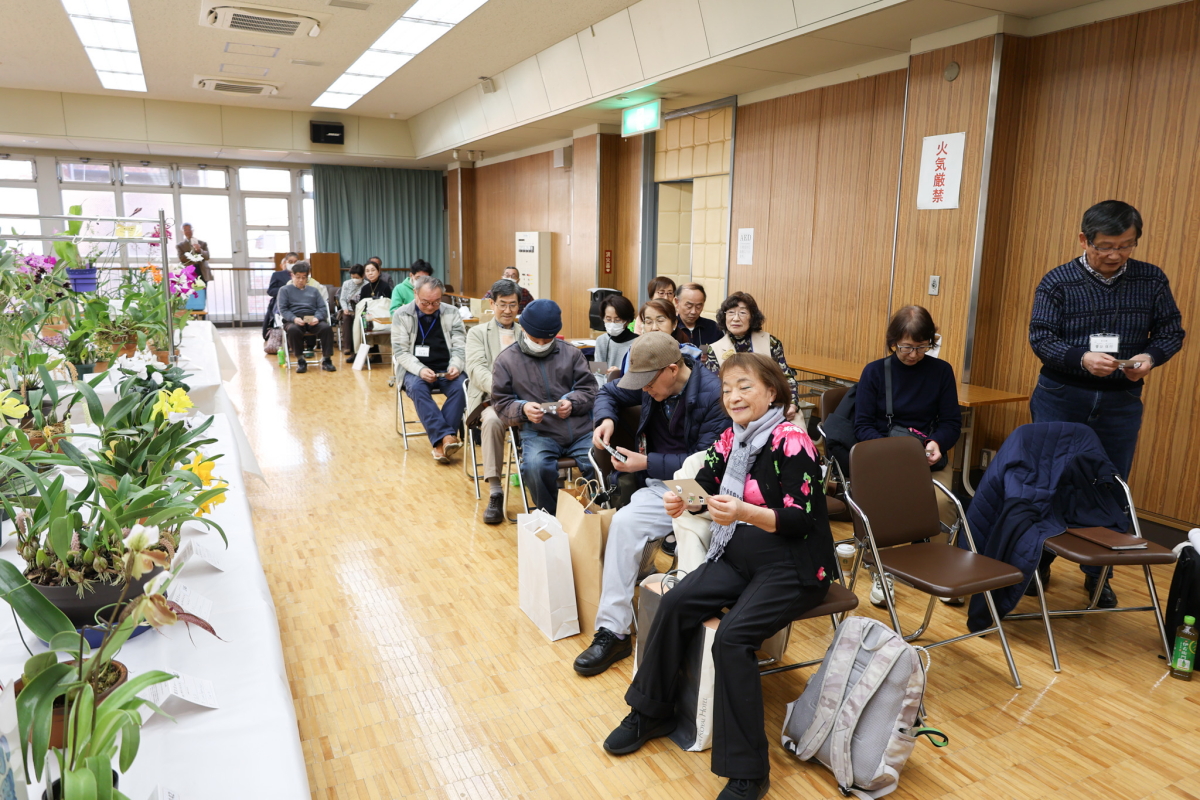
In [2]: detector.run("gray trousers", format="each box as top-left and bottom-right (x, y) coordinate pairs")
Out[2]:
(480, 407), (506, 481)
(594, 482), (674, 635)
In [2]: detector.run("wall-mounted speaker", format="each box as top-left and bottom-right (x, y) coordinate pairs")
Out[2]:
(310, 120), (344, 144)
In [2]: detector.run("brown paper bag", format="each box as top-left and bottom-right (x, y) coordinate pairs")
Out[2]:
(556, 489), (614, 637)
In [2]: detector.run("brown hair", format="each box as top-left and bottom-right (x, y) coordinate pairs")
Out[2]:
(719, 353), (790, 409)
(716, 292), (766, 334)
(647, 275), (677, 299)
(885, 305), (937, 350)
(640, 299), (688, 344)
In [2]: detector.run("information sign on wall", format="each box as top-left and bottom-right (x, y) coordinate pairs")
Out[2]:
(622, 100), (662, 137)
(916, 132), (966, 210)
(736, 228), (754, 265)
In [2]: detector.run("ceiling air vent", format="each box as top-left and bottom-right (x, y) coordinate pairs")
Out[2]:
(196, 77), (281, 95)
(203, 6), (322, 38)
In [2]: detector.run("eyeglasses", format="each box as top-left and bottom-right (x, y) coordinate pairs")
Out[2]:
(894, 344), (933, 355)
(724, 309), (751, 320)
(1089, 242), (1137, 254)
(494, 301), (519, 311)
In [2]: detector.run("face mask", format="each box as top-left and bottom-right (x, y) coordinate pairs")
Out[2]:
(604, 322), (626, 337)
(525, 338), (554, 354)
(351, 278), (363, 285)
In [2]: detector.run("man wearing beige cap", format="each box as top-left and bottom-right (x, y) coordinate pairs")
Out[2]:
(574, 332), (729, 676)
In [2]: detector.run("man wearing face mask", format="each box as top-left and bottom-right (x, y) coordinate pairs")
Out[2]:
(338, 264), (366, 358)
(490, 299), (597, 515)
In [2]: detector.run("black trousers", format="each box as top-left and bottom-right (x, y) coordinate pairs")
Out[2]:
(625, 526), (827, 780)
(284, 321), (333, 358)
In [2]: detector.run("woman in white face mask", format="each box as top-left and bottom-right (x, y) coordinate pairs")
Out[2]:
(338, 264), (367, 357)
(593, 295), (638, 379)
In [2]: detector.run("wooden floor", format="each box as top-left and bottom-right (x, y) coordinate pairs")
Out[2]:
(217, 329), (1200, 800)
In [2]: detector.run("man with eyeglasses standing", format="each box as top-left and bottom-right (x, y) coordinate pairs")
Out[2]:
(1028, 199), (1185, 607)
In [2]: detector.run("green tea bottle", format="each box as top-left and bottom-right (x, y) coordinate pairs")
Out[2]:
(277, 347), (287, 368)
(1170, 615), (1197, 681)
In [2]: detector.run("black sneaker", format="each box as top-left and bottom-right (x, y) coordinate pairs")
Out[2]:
(1083, 574), (1118, 608)
(716, 777), (770, 800)
(345, 354), (356, 363)
(602, 709), (676, 755)
(661, 533), (677, 557)
(1024, 562), (1051, 597)
(574, 627), (632, 676)
(295, 358), (307, 374)
(483, 493), (504, 525)
(321, 358), (336, 372)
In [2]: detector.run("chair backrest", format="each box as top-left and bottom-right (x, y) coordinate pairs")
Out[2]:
(820, 386), (849, 420)
(613, 405), (642, 451)
(848, 437), (940, 548)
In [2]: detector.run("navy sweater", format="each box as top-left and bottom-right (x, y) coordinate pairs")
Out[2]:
(1030, 257), (1185, 391)
(855, 354), (962, 451)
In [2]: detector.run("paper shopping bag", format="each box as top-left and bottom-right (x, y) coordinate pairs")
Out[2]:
(352, 341), (371, 371)
(670, 616), (720, 752)
(517, 508), (580, 641)
(556, 490), (614, 637)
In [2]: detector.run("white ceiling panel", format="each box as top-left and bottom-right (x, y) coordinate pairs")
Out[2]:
(728, 32), (903, 74)
(479, 74), (518, 130)
(576, 10), (644, 96)
(454, 89), (490, 140)
(144, 143), (224, 158)
(813, 0), (993, 50)
(504, 56), (551, 121)
(537, 37), (594, 111)
(793, 0), (885, 30)
(628, 0), (711, 79)
(699, 0), (798, 56)
(66, 138), (151, 155)
(955, 0), (1100, 17)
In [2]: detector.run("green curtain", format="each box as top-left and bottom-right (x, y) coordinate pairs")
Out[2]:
(313, 165), (445, 282)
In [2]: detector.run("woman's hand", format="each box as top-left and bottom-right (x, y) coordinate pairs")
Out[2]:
(924, 440), (942, 466)
(707, 494), (742, 527)
(663, 490), (686, 519)
(785, 403), (799, 421)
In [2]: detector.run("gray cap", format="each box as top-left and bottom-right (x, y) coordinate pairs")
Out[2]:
(617, 332), (681, 390)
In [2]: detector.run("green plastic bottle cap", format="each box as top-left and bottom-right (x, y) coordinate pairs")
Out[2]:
(1187, 615), (1196, 625)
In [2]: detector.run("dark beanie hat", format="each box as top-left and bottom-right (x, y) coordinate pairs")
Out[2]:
(520, 299), (562, 338)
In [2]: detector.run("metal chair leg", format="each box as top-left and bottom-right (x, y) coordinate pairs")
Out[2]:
(465, 427), (481, 499)
(981, 588), (1022, 689)
(1087, 565), (1113, 610)
(1032, 567), (1060, 672)
(1145, 563), (1173, 658)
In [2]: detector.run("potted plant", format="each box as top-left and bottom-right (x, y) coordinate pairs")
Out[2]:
(52, 206), (100, 293)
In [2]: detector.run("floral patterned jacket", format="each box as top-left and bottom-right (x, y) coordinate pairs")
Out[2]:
(696, 419), (838, 586)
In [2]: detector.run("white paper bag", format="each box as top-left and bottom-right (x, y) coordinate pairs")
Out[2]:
(352, 341), (371, 371)
(518, 509), (580, 641)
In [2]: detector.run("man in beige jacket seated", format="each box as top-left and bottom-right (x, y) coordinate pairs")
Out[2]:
(465, 279), (523, 524)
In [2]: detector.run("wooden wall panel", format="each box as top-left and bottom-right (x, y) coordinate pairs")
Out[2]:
(728, 71), (905, 368)
(597, 134), (622, 295)
(892, 36), (996, 375)
(569, 134), (600, 337)
(447, 166), (476, 295)
(614, 135), (642, 302)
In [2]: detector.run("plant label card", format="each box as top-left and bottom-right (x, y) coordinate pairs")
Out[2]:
(166, 582), (213, 619)
(146, 787), (183, 800)
(175, 541), (227, 572)
(143, 674), (219, 710)
(0, 681), (30, 800)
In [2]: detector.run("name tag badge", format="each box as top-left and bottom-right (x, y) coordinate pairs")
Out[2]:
(414, 345), (431, 358)
(1089, 333), (1119, 353)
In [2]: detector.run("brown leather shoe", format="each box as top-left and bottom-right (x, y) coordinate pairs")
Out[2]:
(442, 435), (463, 458)
(432, 445), (449, 464)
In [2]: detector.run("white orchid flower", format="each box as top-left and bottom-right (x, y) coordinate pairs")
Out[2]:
(123, 524), (158, 552)
(150, 370), (164, 385)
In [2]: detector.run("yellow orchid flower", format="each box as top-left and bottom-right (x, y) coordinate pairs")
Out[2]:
(182, 453), (217, 487)
(151, 390), (170, 420)
(197, 481), (228, 516)
(167, 387), (194, 413)
(0, 390), (30, 419)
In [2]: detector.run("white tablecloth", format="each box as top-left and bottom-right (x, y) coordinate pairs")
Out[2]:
(86, 322), (262, 478)
(0, 414), (309, 799)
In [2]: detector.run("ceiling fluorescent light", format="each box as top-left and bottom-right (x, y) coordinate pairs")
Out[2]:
(313, 91), (360, 109)
(61, 0), (146, 92)
(311, 0), (490, 108)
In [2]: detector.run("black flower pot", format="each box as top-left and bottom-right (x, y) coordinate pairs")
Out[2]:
(31, 567), (162, 629)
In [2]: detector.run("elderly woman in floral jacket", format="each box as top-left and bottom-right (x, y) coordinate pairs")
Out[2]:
(601, 352), (837, 800)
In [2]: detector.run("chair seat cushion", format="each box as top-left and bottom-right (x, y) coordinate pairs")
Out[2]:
(793, 581), (859, 621)
(1044, 530), (1177, 566)
(826, 496), (852, 522)
(556, 457), (579, 469)
(877, 543), (1023, 596)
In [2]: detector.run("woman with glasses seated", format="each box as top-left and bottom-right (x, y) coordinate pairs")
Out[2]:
(632, 276), (677, 334)
(703, 292), (801, 420)
(854, 305), (962, 607)
(619, 299), (701, 375)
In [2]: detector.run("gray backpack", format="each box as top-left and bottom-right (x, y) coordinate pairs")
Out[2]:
(781, 617), (947, 799)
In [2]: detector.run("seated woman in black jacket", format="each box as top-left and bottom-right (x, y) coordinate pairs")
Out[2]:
(854, 304), (962, 607)
(602, 352), (836, 800)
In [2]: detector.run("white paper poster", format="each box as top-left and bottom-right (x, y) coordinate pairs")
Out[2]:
(736, 229), (754, 265)
(916, 132), (966, 210)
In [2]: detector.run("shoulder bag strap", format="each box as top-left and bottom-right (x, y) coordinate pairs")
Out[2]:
(884, 357), (894, 430)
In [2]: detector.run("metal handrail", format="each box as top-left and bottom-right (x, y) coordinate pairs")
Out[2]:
(0, 213), (161, 223)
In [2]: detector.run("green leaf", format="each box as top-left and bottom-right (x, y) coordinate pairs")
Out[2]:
(15, 662), (73, 779)
(72, 682), (96, 756)
(64, 765), (98, 800)
(78, 380), (105, 428)
(22, 652), (59, 685)
(47, 631), (90, 656)
(96, 669), (174, 715)
(117, 713), (140, 773)
(89, 754), (116, 800)
(0, 560), (76, 641)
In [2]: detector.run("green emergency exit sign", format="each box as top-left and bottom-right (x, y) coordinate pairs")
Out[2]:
(622, 100), (662, 136)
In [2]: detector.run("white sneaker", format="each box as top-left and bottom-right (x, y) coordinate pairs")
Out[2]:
(870, 573), (895, 608)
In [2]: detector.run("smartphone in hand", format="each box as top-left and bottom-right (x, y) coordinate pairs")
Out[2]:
(604, 443), (628, 463)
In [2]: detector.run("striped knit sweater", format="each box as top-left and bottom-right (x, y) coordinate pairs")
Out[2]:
(1029, 256), (1185, 391)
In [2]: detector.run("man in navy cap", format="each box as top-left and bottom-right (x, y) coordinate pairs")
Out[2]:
(490, 299), (597, 515)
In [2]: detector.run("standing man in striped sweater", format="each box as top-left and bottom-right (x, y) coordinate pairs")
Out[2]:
(1028, 200), (1186, 607)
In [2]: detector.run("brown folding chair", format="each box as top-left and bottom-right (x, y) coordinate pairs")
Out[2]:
(816, 386), (851, 523)
(1004, 474), (1176, 671)
(758, 582), (860, 675)
(845, 436), (1039, 688)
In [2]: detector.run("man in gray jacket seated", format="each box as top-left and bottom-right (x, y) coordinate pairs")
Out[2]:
(391, 276), (467, 464)
(490, 299), (597, 515)
(277, 261), (335, 373)
(465, 278), (523, 525)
